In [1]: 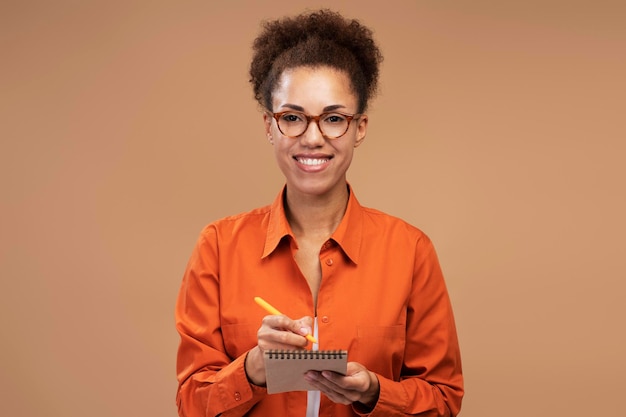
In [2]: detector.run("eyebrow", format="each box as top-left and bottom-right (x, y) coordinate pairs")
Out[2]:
(280, 103), (347, 112)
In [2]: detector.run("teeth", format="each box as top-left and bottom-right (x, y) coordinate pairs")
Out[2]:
(298, 158), (328, 166)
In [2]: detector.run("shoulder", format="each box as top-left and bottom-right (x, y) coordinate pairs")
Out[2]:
(198, 204), (272, 239)
(360, 205), (427, 235)
(358, 204), (435, 248)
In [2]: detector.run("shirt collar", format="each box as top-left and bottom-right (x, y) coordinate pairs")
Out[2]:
(262, 186), (293, 259)
(329, 184), (362, 264)
(262, 184), (363, 264)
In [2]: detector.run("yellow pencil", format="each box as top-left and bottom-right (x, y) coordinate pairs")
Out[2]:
(254, 296), (318, 344)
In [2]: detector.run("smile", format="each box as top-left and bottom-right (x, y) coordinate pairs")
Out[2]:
(295, 157), (331, 166)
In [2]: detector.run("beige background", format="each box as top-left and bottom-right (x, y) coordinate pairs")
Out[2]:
(1, 1), (625, 416)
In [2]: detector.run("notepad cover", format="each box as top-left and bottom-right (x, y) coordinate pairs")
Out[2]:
(263, 349), (348, 394)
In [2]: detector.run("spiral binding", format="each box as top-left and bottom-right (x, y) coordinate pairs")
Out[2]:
(265, 349), (348, 360)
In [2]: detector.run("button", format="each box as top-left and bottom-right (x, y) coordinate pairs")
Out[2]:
(234, 392), (241, 401)
(325, 258), (333, 266)
(321, 316), (330, 323)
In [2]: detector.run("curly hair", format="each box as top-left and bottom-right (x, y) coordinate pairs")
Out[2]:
(249, 9), (383, 113)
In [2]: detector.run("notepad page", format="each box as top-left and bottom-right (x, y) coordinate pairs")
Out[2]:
(263, 349), (348, 394)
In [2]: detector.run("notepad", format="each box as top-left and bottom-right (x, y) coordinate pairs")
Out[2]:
(263, 349), (348, 394)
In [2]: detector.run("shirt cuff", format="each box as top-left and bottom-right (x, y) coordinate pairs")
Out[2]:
(214, 352), (267, 411)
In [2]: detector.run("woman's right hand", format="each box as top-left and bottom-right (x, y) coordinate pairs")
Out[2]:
(244, 314), (314, 386)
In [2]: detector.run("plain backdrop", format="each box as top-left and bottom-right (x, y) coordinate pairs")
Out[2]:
(1, 1), (625, 416)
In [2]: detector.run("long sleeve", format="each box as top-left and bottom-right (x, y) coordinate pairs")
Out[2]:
(355, 234), (463, 416)
(175, 229), (267, 417)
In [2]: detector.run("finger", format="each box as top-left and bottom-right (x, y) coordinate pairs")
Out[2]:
(304, 372), (354, 405)
(262, 314), (309, 335)
(325, 365), (380, 406)
(305, 371), (360, 404)
(293, 316), (314, 339)
(258, 315), (310, 347)
(321, 370), (364, 391)
(318, 368), (376, 404)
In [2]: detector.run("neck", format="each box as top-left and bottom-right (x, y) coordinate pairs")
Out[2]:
(284, 183), (349, 239)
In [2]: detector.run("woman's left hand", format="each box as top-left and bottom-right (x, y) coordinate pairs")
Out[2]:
(303, 362), (380, 407)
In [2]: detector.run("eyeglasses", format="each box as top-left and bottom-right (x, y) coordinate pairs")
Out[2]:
(268, 110), (362, 140)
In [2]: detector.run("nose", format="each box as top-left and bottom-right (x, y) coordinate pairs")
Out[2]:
(299, 119), (326, 147)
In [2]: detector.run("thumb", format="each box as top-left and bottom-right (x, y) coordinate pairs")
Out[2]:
(294, 316), (314, 337)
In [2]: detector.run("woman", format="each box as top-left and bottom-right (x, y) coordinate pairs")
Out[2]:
(175, 9), (463, 417)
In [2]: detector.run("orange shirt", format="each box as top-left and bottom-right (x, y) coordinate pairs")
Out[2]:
(175, 185), (463, 416)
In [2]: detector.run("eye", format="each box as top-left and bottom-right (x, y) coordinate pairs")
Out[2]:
(281, 112), (304, 123)
(323, 113), (347, 124)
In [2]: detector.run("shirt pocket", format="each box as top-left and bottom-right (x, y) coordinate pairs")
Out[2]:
(353, 324), (405, 380)
(221, 323), (258, 359)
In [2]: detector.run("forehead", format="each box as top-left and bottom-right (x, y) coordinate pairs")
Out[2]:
(272, 66), (357, 111)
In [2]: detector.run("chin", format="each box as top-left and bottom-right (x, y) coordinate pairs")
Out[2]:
(287, 177), (345, 197)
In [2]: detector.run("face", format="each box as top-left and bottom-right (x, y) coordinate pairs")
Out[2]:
(264, 66), (368, 199)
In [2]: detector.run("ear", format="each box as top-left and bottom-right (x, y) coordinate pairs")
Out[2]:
(354, 114), (368, 148)
(263, 113), (273, 143)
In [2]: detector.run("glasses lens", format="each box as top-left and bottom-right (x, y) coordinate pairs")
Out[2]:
(319, 113), (349, 139)
(277, 112), (308, 137)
